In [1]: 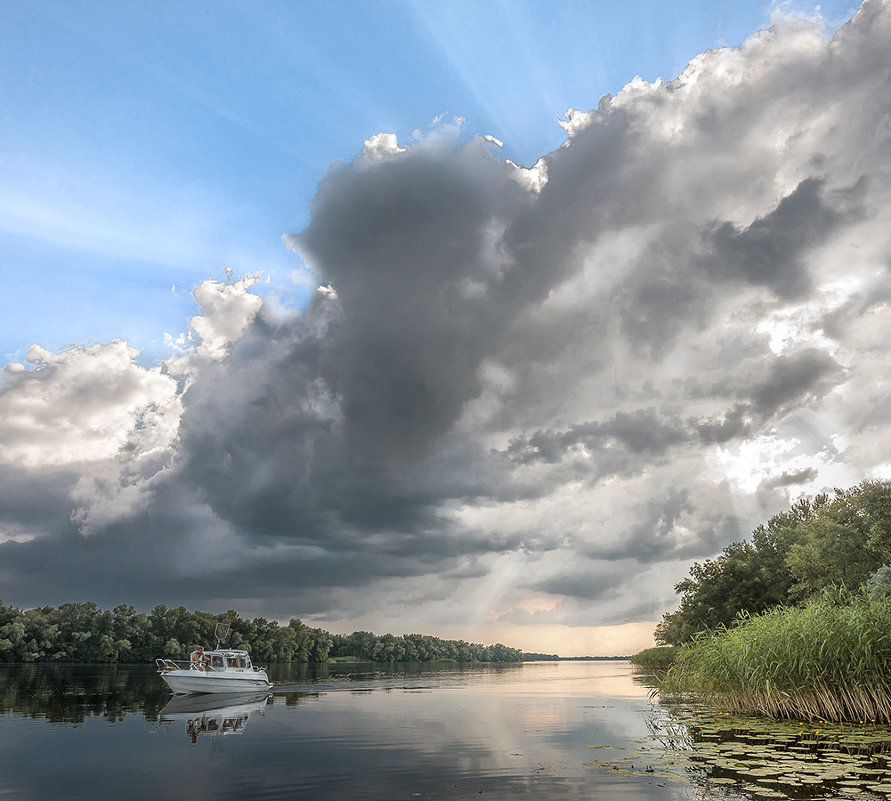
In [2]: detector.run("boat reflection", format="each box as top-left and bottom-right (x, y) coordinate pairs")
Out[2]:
(158, 691), (271, 743)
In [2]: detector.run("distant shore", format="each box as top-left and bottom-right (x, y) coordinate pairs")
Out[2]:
(0, 600), (523, 665)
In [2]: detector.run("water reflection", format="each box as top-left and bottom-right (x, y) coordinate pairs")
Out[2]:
(0, 661), (686, 800)
(10, 661), (891, 798)
(272, 659), (527, 690)
(0, 662), (168, 724)
(158, 692), (272, 744)
(1, 661), (516, 725)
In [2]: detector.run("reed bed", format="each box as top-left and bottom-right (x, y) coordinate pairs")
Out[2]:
(658, 590), (891, 722)
(629, 646), (678, 669)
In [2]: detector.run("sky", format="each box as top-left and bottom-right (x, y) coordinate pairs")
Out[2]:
(1, 0), (887, 656)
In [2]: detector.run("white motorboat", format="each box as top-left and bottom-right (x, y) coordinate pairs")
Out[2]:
(156, 648), (272, 693)
(156, 624), (272, 694)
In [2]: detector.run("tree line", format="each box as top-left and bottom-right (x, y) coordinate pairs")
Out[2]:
(329, 631), (522, 662)
(656, 479), (891, 645)
(0, 601), (523, 664)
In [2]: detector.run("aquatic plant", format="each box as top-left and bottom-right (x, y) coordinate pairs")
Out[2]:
(629, 646), (678, 669)
(658, 589), (891, 722)
(587, 704), (891, 800)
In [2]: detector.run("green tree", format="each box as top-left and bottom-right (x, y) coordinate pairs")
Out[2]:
(111, 604), (148, 661)
(866, 565), (891, 599)
(0, 601), (519, 664)
(272, 624), (297, 662)
(656, 481), (891, 645)
(786, 482), (890, 600)
(656, 497), (820, 645)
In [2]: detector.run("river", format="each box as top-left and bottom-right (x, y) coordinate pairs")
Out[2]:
(3, 660), (890, 800)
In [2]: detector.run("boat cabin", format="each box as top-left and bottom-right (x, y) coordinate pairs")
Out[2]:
(205, 649), (254, 671)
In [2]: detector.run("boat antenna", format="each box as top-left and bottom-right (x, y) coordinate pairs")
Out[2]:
(214, 622), (231, 649)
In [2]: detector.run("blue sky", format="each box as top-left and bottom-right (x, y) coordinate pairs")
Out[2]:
(1, 0), (857, 365)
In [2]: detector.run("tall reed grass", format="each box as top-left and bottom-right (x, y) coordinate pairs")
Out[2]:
(629, 646), (678, 669)
(658, 589), (891, 722)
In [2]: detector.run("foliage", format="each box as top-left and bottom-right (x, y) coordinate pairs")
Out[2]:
(328, 631), (523, 663)
(656, 480), (891, 645)
(785, 480), (891, 600)
(628, 646), (678, 668)
(0, 601), (522, 664)
(659, 589), (891, 722)
(867, 565), (891, 599)
(655, 496), (818, 644)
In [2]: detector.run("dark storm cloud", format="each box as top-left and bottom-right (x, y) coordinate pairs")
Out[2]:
(502, 409), (689, 467)
(707, 178), (840, 298)
(2, 3), (891, 637)
(530, 567), (634, 603)
(0, 466), (75, 538)
(693, 404), (753, 444)
(750, 348), (845, 416)
(762, 467), (820, 490)
(296, 147), (536, 462)
(499, 342), (844, 470)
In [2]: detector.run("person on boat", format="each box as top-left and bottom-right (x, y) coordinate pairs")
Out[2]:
(190, 646), (208, 670)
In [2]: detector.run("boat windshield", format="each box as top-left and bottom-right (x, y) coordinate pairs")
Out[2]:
(226, 656), (246, 669)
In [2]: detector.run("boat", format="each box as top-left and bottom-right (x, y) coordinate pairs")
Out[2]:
(156, 623), (272, 694)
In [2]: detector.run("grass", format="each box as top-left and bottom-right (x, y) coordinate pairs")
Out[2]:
(658, 589), (891, 722)
(629, 646), (679, 669)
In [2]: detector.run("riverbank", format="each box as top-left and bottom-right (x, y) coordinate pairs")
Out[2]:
(628, 646), (678, 670)
(0, 600), (524, 665)
(657, 590), (891, 723)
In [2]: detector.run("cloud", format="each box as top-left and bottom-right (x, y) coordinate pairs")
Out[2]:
(2, 2), (891, 653)
(0, 341), (178, 469)
(187, 271), (264, 360)
(707, 178), (845, 298)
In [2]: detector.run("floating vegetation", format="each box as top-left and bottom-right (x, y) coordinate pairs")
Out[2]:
(584, 701), (891, 799)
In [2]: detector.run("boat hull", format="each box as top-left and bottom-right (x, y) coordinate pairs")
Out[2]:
(161, 669), (272, 694)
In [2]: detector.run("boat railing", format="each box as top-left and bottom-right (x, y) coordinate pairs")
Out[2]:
(155, 658), (221, 673)
(155, 656), (269, 676)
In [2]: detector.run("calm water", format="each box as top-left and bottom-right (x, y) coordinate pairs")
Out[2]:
(0, 660), (694, 800)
